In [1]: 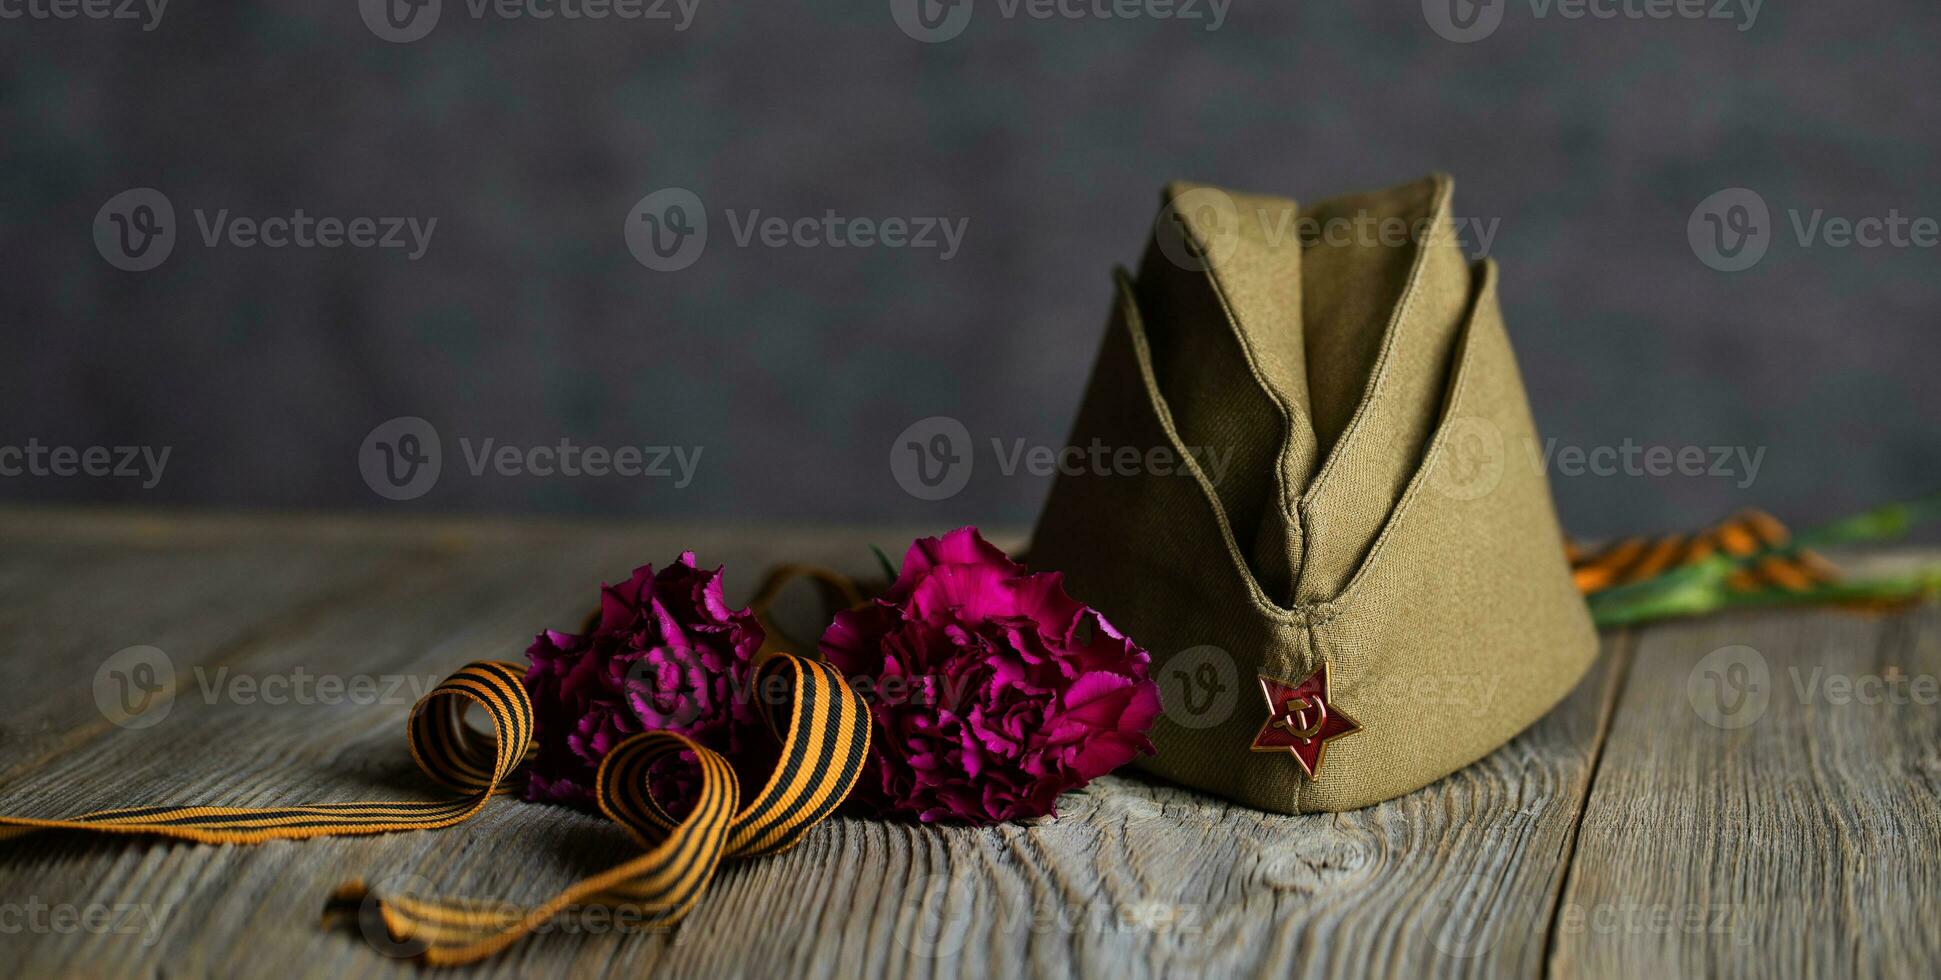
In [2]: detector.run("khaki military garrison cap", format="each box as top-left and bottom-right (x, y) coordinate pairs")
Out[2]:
(1030, 175), (1598, 813)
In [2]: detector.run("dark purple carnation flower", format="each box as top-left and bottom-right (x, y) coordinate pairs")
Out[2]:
(523, 553), (763, 809)
(820, 528), (1161, 824)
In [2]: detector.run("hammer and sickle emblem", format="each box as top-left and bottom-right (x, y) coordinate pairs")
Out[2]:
(1271, 695), (1327, 742)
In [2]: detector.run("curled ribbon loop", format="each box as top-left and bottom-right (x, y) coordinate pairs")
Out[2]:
(346, 654), (870, 965)
(408, 660), (534, 797)
(0, 653), (869, 966)
(0, 660), (533, 845)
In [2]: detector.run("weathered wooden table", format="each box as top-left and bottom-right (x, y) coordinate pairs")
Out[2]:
(0, 509), (1934, 978)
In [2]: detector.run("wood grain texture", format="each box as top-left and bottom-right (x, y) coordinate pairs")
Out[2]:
(1550, 601), (1941, 978)
(0, 508), (1932, 979)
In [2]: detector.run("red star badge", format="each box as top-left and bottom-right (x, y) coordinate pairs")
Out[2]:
(1249, 662), (1359, 778)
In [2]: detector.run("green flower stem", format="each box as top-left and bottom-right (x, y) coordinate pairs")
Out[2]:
(1790, 493), (1941, 550)
(870, 544), (899, 582)
(1585, 492), (1941, 629)
(1591, 570), (1941, 628)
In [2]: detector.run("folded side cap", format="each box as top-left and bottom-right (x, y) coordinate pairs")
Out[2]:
(1293, 257), (1596, 811)
(1032, 269), (1283, 616)
(1030, 176), (1596, 814)
(1297, 174), (1477, 601)
(1299, 174), (1463, 452)
(1145, 176), (1478, 604)
(1143, 181), (1320, 600)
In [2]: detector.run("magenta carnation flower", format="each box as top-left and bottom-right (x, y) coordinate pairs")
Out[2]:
(820, 528), (1161, 824)
(522, 553), (763, 809)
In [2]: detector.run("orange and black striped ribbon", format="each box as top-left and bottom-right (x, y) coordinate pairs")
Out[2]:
(1568, 507), (1840, 596)
(0, 652), (869, 966)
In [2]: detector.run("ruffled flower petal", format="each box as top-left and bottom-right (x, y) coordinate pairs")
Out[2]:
(820, 528), (1159, 824)
(522, 556), (763, 809)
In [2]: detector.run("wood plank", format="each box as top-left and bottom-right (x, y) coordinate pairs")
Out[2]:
(1550, 601), (1941, 977)
(0, 518), (972, 977)
(651, 636), (1622, 980)
(0, 533), (431, 783)
(0, 510), (1744, 977)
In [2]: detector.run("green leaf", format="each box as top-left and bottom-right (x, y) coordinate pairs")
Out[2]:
(1585, 492), (1941, 628)
(870, 544), (898, 582)
(1793, 492), (1941, 550)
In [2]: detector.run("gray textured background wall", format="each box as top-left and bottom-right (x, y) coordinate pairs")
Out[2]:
(2, 1), (1936, 535)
